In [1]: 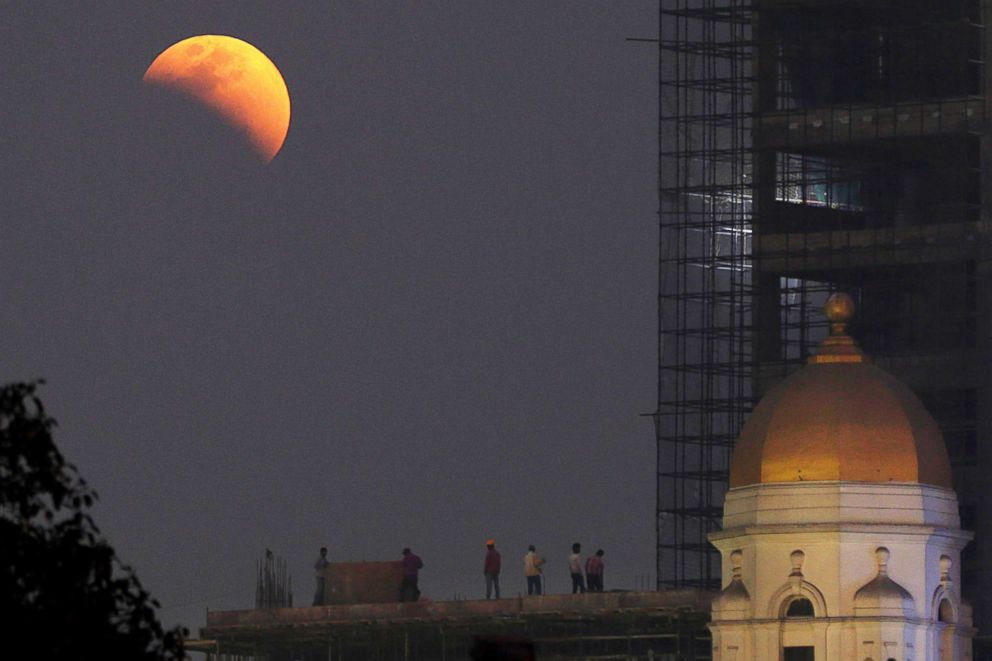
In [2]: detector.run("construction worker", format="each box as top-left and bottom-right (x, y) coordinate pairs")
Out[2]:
(484, 539), (502, 599)
(523, 545), (545, 595)
(568, 542), (585, 594)
(585, 549), (605, 592)
(312, 547), (329, 605)
(399, 548), (424, 602)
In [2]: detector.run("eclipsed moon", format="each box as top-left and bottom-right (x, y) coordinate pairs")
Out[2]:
(143, 35), (290, 163)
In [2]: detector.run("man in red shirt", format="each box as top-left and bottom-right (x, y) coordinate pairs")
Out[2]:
(400, 548), (424, 602)
(585, 549), (605, 592)
(484, 539), (502, 599)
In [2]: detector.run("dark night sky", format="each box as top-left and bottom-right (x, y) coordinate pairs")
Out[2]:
(1, 2), (659, 632)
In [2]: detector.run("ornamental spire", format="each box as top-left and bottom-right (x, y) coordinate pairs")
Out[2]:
(808, 292), (868, 365)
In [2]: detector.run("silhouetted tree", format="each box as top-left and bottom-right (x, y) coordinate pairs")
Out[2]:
(0, 381), (185, 659)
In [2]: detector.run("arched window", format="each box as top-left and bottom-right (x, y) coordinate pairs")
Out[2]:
(939, 598), (954, 623)
(786, 597), (815, 617)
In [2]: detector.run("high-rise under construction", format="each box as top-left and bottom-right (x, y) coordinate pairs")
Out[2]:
(655, 0), (990, 651)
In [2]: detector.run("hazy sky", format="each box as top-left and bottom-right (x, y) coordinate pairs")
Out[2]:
(2, 2), (659, 633)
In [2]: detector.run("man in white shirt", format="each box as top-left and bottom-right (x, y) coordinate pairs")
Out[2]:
(523, 545), (545, 595)
(568, 543), (585, 594)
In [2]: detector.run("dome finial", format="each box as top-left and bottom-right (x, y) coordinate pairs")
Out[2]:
(824, 292), (855, 335)
(808, 292), (867, 364)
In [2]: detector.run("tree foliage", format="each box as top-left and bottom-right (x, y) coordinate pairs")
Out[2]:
(0, 381), (185, 659)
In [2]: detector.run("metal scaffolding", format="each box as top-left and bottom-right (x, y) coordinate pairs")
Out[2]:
(656, 0), (754, 591)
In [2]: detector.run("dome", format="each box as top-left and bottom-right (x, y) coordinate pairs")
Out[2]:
(728, 294), (952, 489)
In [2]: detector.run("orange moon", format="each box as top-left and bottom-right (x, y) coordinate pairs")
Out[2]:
(143, 35), (290, 163)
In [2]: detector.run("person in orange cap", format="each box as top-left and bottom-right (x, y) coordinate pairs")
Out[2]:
(484, 539), (502, 599)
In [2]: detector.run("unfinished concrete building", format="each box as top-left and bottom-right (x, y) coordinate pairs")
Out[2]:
(656, 0), (991, 655)
(193, 590), (712, 661)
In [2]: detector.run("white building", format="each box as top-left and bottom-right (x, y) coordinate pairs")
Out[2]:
(709, 294), (975, 661)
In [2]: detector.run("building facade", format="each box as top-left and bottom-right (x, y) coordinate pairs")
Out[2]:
(709, 295), (975, 660)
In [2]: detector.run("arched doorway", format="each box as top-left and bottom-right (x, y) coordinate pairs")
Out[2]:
(782, 597), (816, 661)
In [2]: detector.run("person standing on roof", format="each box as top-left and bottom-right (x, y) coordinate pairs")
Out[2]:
(484, 539), (502, 600)
(313, 546), (330, 606)
(523, 545), (545, 596)
(585, 549), (605, 592)
(399, 547), (424, 602)
(568, 542), (585, 594)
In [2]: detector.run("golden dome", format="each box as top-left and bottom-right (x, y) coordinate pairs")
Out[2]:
(728, 294), (952, 489)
